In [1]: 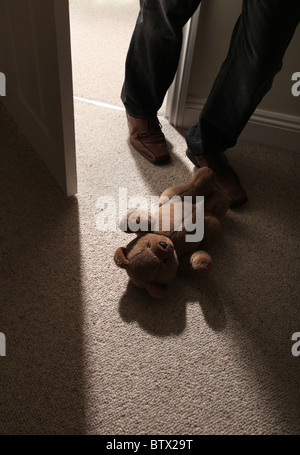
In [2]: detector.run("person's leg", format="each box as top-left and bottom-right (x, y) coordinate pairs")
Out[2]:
(122, 0), (200, 164)
(186, 0), (300, 156)
(122, 0), (201, 118)
(186, 0), (300, 205)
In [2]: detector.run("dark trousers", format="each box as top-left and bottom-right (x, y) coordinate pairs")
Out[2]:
(121, 0), (300, 155)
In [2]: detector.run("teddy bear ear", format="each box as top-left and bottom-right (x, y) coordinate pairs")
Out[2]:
(114, 247), (129, 269)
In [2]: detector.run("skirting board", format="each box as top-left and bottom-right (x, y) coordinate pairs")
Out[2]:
(181, 96), (300, 153)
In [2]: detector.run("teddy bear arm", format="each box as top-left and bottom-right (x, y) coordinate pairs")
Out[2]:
(120, 210), (152, 234)
(178, 250), (212, 275)
(190, 250), (212, 272)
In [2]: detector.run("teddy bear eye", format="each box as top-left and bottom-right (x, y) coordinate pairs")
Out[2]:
(146, 243), (150, 248)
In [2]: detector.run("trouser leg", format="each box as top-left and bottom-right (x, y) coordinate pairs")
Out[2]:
(186, 0), (300, 156)
(121, 0), (201, 118)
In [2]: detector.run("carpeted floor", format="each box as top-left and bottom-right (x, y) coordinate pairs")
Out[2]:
(0, 0), (299, 435)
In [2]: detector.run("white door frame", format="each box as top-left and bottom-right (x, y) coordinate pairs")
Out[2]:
(166, 4), (201, 128)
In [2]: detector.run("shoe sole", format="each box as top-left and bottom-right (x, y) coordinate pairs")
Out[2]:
(130, 140), (171, 165)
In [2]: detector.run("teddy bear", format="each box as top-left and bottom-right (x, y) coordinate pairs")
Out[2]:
(114, 167), (230, 299)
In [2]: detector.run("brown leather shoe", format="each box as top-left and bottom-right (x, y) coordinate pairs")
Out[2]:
(186, 149), (248, 207)
(126, 112), (170, 164)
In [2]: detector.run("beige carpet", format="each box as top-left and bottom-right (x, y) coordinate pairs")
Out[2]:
(0, 0), (299, 435)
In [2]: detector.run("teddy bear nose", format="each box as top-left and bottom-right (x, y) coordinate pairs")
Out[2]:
(159, 241), (167, 249)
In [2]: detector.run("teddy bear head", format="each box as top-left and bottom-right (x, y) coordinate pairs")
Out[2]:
(114, 232), (179, 299)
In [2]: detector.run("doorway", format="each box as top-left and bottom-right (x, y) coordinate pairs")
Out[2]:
(69, 0), (200, 122)
(69, 0), (168, 118)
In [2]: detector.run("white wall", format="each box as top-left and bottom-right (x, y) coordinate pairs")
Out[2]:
(182, 0), (300, 152)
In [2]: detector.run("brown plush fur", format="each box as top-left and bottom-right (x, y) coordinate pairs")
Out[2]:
(114, 167), (230, 299)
